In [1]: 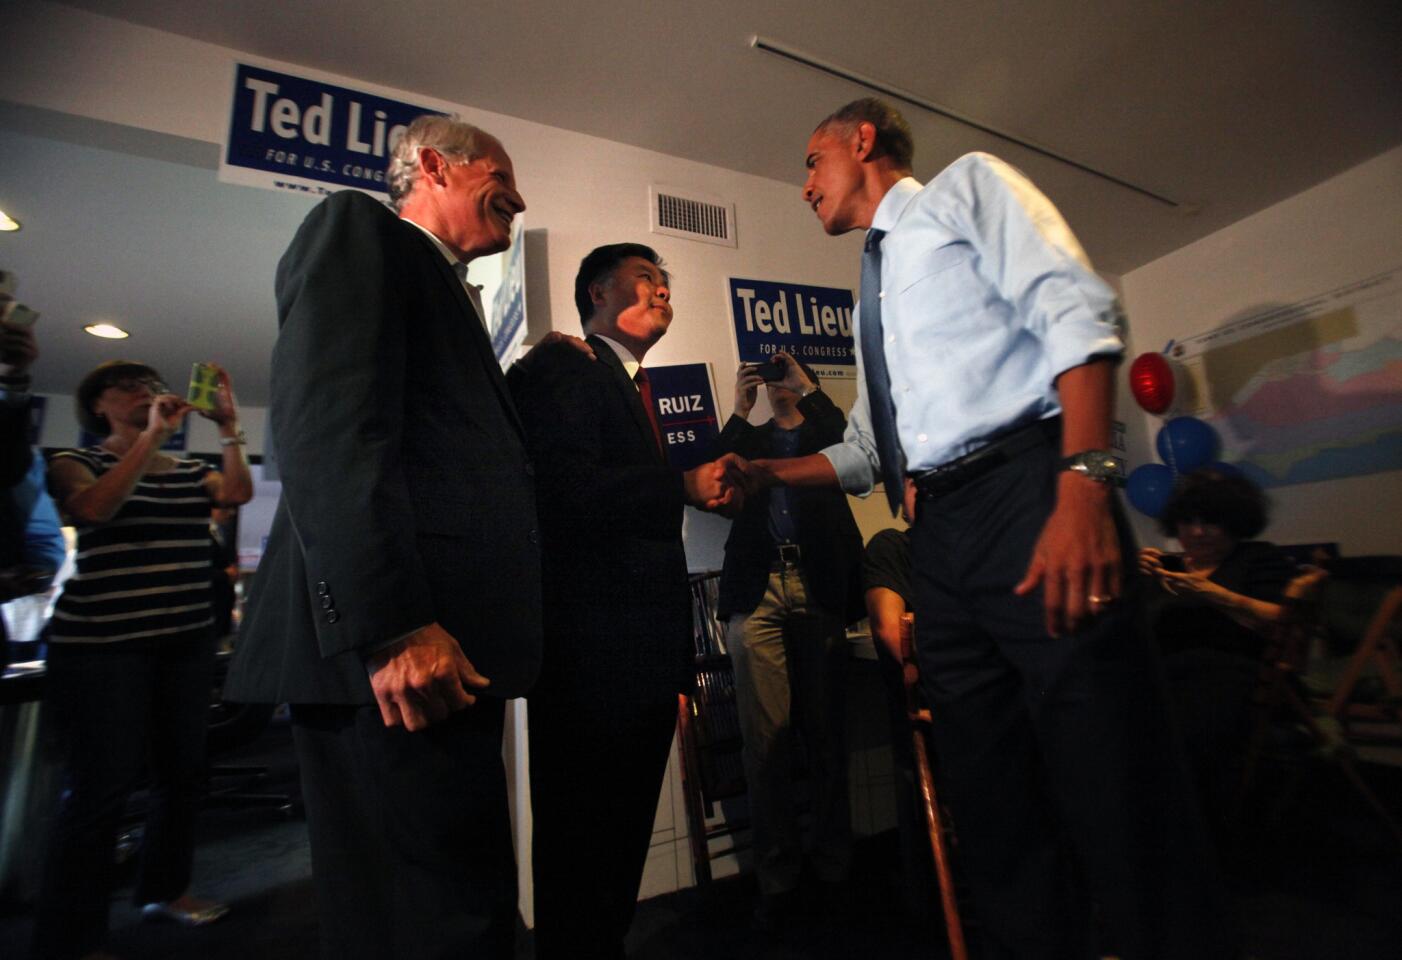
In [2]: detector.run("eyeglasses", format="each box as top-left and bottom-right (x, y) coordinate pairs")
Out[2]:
(104, 376), (168, 395)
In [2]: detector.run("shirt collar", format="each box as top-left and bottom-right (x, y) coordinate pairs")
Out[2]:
(401, 217), (462, 269)
(593, 334), (641, 380)
(402, 216), (488, 322)
(871, 176), (923, 233)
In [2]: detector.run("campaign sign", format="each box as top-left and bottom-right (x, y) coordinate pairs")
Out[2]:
(490, 219), (527, 367)
(221, 62), (444, 198)
(645, 363), (720, 471)
(728, 277), (856, 375)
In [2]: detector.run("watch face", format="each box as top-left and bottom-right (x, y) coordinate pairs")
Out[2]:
(1064, 451), (1124, 480)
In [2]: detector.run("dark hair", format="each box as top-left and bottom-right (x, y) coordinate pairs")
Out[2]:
(573, 243), (667, 326)
(1158, 467), (1270, 540)
(75, 360), (163, 436)
(816, 98), (915, 171)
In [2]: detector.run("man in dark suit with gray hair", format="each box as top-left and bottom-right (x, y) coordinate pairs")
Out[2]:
(228, 114), (539, 960)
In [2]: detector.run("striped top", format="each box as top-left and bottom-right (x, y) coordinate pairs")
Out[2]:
(49, 447), (215, 645)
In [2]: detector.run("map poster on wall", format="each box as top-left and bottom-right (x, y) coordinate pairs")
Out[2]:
(644, 363), (721, 471)
(1171, 267), (1402, 488)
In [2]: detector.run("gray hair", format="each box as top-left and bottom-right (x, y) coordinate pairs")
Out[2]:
(385, 114), (490, 210)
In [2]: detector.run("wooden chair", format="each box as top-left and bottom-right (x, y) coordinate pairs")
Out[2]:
(1239, 560), (1402, 848)
(899, 612), (969, 960)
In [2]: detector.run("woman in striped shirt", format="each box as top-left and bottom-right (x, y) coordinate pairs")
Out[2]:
(33, 360), (252, 960)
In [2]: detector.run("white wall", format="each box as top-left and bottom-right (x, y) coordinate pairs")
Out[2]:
(1120, 145), (1402, 554)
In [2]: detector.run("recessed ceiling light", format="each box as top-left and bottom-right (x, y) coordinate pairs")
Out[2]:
(0, 210), (20, 232)
(84, 323), (129, 339)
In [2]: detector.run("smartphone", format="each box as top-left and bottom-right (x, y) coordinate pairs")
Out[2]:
(187, 362), (220, 411)
(1158, 554), (1186, 573)
(743, 360), (785, 383)
(0, 301), (39, 329)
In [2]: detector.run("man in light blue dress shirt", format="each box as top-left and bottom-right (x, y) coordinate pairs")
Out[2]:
(749, 99), (1231, 959)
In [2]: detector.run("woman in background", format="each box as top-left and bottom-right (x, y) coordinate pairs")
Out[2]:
(1139, 467), (1297, 840)
(32, 360), (252, 960)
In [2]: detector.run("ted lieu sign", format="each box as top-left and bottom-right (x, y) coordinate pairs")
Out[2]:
(728, 278), (855, 375)
(221, 63), (443, 197)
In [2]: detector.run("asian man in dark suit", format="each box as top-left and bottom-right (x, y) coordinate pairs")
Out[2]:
(226, 115), (540, 960)
(509, 243), (743, 959)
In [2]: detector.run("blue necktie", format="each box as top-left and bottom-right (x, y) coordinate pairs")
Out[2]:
(860, 228), (904, 516)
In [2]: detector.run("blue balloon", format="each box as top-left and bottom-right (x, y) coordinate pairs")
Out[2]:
(1155, 417), (1219, 474)
(1125, 463), (1175, 517)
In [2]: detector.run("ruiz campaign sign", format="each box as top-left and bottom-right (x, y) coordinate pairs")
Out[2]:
(220, 61), (447, 198)
(644, 363), (721, 471)
(728, 277), (856, 377)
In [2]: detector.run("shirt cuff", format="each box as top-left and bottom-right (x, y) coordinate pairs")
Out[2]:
(820, 441), (878, 497)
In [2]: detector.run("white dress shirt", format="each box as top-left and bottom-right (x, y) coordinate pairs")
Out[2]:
(822, 153), (1125, 495)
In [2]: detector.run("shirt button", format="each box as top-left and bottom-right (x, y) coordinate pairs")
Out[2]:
(326, 610), (340, 624)
(887, 334), (895, 344)
(878, 291), (885, 299)
(917, 433), (928, 443)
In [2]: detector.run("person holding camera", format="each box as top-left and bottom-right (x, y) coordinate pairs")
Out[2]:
(713, 352), (863, 928)
(32, 359), (251, 960)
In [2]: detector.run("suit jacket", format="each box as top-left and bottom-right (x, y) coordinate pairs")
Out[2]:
(508, 334), (692, 697)
(226, 191), (543, 706)
(712, 390), (864, 622)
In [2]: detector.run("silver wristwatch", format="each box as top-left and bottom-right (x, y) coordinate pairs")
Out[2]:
(1058, 450), (1124, 484)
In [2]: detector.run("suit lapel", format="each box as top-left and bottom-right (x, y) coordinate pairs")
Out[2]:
(401, 221), (527, 442)
(588, 335), (665, 465)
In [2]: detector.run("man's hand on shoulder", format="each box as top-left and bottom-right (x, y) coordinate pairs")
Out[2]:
(517, 331), (595, 371)
(1013, 475), (1121, 638)
(365, 622), (490, 731)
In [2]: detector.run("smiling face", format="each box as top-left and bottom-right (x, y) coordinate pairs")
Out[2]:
(590, 256), (673, 352)
(436, 134), (525, 260)
(802, 124), (870, 236)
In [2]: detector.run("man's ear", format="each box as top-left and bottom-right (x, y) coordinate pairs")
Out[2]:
(417, 147), (449, 186)
(588, 279), (609, 309)
(853, 121), (877, 162)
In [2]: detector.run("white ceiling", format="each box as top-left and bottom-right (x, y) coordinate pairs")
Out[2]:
(4, 0), (1400, 406)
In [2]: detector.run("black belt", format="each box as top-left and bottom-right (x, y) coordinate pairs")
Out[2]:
(771, 543), (802, 565)
(911, 417), (1060, 502)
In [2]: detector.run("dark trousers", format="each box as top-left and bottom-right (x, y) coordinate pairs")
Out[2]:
(910, 437), (1235, 960)
(31, 633), (216, 960)
(529, 602), (683, 960)
(290, 698), (516, 960)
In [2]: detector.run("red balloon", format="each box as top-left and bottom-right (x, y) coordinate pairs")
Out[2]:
(1129, 352), (1175, 414)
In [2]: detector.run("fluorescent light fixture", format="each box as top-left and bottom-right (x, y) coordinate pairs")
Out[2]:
(0, 210), (20, 232)
(84, 323), (129, 339)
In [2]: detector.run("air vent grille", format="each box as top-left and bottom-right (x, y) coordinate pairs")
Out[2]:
(649, 185), (737, 247)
